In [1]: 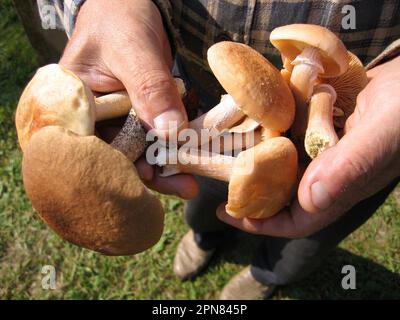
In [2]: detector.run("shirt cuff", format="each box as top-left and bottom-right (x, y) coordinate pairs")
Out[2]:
(37, 0), (86, 38)
(152, 0), (182, 57)
(366, 39), (400, 70)
(62, 0), (86, 38)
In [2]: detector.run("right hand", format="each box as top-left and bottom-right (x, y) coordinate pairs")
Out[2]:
(60, 0), (199, 199)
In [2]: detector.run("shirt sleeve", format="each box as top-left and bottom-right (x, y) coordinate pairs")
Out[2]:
(37, 0), (86, 38)
(366, 39), (400, 70)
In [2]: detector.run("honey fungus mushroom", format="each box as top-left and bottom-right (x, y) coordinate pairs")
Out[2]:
(204, 41), (295, 133)
(154, 42), (296, 219)
(304, 52), (368, 159)
(158, 42), (293, 149)
(180, 41), (288, 145)
(159, 137), (298, 219)
(325, 51), (368, 129)
(270, 24), (348, 147)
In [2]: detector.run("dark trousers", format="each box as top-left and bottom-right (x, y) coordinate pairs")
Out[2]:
(185, 176), (399, 286)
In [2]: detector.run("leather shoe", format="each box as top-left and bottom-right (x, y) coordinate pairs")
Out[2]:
(173, 230), (215, 280)
(220, 266), (276, 300)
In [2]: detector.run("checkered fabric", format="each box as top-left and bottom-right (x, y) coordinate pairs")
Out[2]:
(38, 0), (400, 107)
(153, 0), (400, 69)
(38, 0), (400, 66)
(37, 0), (84, 37)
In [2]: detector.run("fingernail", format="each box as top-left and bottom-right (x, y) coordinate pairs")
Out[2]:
(311, 181), (333, 210)
(153, 109), (186, 137)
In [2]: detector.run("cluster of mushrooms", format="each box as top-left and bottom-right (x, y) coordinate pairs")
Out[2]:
(15, 24), (367, 256)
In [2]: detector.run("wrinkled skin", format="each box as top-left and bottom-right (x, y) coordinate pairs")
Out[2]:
(60, 0), (199, 199)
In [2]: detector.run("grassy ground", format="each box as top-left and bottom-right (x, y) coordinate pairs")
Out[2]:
(0, 1), (399, 300)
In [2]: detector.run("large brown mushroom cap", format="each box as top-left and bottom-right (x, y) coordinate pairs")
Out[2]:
(325, 51), (368, 128)
(15, 64), (95, 152)
(22, 126), (164, 255)
(226, 137), (298, 219)
(207, 42), (295, 132)
(270, 24), (348, 78)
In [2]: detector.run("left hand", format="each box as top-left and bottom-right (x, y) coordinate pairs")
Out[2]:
(217, 56), (400, 238)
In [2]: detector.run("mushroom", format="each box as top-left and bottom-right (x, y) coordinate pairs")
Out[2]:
(187, 94), (246, 144)
(197, 117), (272, 154)
(304, 84), (339, 159)
(22, 126), (164, 255)
(199, 129), (263, 155)
(151, 42), (293, 150)
(228, 116), (262, 134)
(14, 64), (184, 255)
(213, 116), (281, 153)
(270, 24), (348, 147)
(304, 52), (368, 158)
(158, 137), (298, 219)
(280, 56), (294, 85)
(153, 42), (294, 218)
(204, 41), (295, 134)
(15, 64), (186, 161)
(325, 51), (368, 129)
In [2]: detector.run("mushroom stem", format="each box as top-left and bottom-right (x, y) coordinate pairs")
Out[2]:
(261, 127), (281, 140)
(229, 117), (260, 133)
(290, 47), (324, 145)
(99, 78), (186, 162)
(93, 91), (148, 162)
(187, 94), (245, 146)
(95, 91), (131, 122)
(111, 109), (148, 162)
(200, 130), (262, 154)
(159, 148), (235, 181)
(305, 84), (339, 159)
(162, 126), (277, 176)
(290, 47), (324, 104)
(95, 90), (246, 159)
(159, 127), (278, 179)
(95, 78), (187, 122)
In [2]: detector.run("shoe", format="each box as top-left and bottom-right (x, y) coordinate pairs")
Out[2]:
(220, 266), (276, 300)
(173, 230), (215, 280)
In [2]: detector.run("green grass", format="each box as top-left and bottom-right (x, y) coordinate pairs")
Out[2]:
(0, 0), (399, 299)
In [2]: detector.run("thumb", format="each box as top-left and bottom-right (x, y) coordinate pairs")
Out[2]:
(117, 55), (188, 138)
(298, 119), (389, 214)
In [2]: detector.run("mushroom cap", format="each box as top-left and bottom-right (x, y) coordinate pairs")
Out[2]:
(22, 126), (164, 255)
(207, 42), (295, 132)
(325, 51), (368, 128)
(15, 64), (95, 152)
(270, 24), (348, 78)
(226, 136), (298, 219)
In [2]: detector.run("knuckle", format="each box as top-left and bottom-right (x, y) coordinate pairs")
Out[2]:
(332, 153), (374, 211)
(135, 70), (175, 100)
(340, 151), (373, 189)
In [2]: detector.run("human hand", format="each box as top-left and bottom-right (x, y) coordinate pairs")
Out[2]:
(60, 0), (199, 199)
(217, 57), (400, 237)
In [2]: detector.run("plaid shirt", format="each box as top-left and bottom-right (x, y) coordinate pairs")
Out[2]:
(38, 0), (400, 108)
